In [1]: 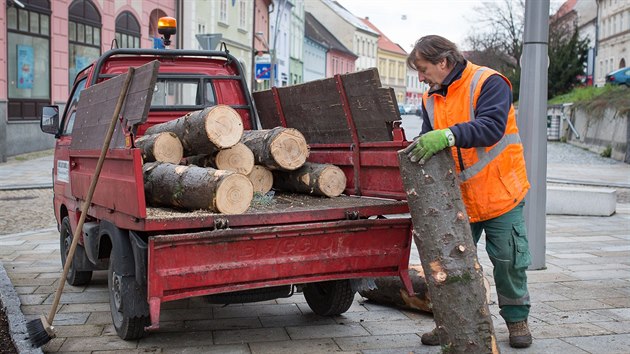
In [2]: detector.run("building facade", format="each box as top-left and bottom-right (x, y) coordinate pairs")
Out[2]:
(270, 0), (293, 87)
(289, 0), (304, 85)
(253, 0), (272, 92)
(303, 11), (356, 79)
(361, 17), (407, 105)
(303, 12), (327, 82)
(595, 0), (629, 86)
(0, 0), (175, 161)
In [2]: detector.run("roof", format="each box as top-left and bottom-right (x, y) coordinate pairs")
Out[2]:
(552, 0), (577, 22)
(322, 0), (379, 36)
(305, 12), (357, 58)
(360, 17), (407, 56)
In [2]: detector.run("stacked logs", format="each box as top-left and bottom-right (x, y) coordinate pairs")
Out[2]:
(135, 104), (347, 214)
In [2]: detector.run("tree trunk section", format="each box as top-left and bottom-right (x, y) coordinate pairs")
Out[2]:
(397, 149), (499, 354)
(145, 105), (243, 156)
(359, 265), (491, 314)
(241, 127), (309, 170)
(273, 162), (346, 197)
(135, 132), (183, 164)
(359, 265), (432, 313)
(143, 162), (253, 214)
(247, 165), (273, 194)
(185, 143), (255, 175)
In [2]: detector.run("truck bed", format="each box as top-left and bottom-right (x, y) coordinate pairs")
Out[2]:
(144, 192), (409, 231)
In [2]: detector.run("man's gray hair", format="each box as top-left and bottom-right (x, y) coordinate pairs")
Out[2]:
(406, 35), (466, 70)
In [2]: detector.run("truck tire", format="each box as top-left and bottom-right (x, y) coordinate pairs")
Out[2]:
(59, 216), (92, 286)
(303, 280), (356, 316)
(108, 256), (148, 340)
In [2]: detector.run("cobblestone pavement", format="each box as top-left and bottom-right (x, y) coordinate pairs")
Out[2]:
(0, 189), (56, 235)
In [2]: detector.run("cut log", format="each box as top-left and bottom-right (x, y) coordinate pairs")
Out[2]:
(397, 148), (499, 353)
(273, 162), (346, 197)
(185, 143), (255, 175)
(241, 127), (309, 170)
(135, 132), (183, 164)
(247, 165), (273, 194)
(143, 162), (253, 214)
(359, 265), (432, 313)
(359, 265), (492, 313)
(145, 105), (243, 156)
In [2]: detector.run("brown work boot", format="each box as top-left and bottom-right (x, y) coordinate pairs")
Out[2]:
(420, 327), (440, 346)
(507, 320), (532, 348)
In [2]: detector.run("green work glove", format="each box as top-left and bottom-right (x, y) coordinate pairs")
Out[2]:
(408, 129), (453, 164)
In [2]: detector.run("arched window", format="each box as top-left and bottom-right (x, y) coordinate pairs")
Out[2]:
(6, 0), (51, 121)
(620, 58), (626, 69)
(68, 0), (101, 86)
(115, 11), (141, 48)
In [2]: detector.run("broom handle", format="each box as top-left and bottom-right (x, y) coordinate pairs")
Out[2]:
(47, 67), (135, 324)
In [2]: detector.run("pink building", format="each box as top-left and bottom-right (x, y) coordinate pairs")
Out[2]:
(0, 0), (175, 161)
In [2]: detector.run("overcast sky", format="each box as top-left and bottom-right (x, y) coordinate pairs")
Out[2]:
(334, 0), (563, 53)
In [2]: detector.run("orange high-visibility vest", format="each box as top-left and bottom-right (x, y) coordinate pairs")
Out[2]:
(422, 62), (530, 222)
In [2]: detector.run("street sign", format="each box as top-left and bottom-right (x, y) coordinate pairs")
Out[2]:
(255, 53), (271, 63)
(255, 63), (272, 80)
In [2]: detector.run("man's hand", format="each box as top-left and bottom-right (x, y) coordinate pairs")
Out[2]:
(408, 129), (452, 164)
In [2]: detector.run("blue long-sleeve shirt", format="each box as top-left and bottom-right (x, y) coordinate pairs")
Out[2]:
(419, 62), (512, 148)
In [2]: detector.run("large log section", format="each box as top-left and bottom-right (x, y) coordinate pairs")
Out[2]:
(247, 165), (273, 194)
(186, 143), (255, 175)
(241, 127), (309, 171)
(143, 162), (253, 214)
(145, 105), (243, 156)
(273, 162), (346, 198)
(135, 132), (183, 164)
(398, 149), (499, 354)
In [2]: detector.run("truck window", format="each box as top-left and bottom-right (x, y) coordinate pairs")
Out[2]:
(151, 78), (216, 108)
(62, 77), (88, 136)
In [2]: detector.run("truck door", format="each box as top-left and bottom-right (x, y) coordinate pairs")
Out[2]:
(53, 77), (87, 221)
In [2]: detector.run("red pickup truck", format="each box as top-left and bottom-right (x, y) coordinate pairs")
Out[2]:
(40, 47), (414, 340)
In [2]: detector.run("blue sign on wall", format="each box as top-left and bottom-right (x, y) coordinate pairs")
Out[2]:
(255, 63), (271, 80)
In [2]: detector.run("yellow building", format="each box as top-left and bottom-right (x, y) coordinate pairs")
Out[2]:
(360, 18), (407, 106)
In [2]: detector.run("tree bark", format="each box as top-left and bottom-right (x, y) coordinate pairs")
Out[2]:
(241, 127), (309, 171)
(359, 265), (432, 313)
(272, 162), (346, 197)
(359, 265), (491, 314)
(247, 165), (273, 194)
(185, 143), (255, 175)
(143, 162), (253, 214)
(145, 105), (243, 156)
(397, 149), (499, 354)
(135, 132), (183, 164)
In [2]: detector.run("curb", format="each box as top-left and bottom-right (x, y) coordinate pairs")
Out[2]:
(0, 262), (44, 354)
(0, 184), (53, 192)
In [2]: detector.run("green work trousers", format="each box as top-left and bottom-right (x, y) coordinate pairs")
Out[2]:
(471, 202), (531, 323)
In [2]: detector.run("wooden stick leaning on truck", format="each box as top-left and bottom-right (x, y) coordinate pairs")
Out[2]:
(135, 132), (183, 164)
(397, 148), (499, 354)
(186, 142), (255, 175)
(273, 162), (346, 198)
(241, 127), (309, 171)
(145, 104), (243, 156)
(143, 162), (254, 214)
(27, 67), (137, 348)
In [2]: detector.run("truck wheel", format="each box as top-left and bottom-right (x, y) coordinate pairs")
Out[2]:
(303, 280), (356, 316)
(108, 256), (147, 340)
(59, 216), (92, 286)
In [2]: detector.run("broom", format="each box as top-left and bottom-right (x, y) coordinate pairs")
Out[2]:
(27, 67), (135, 348)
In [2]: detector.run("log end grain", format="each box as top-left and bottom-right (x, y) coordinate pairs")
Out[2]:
(205, 105), (244, 149)
(215, 172), (254, 214)
(215, 142), (255, 175)
(269, 128), (309, 170)
(247, 165), (273, 194)
(153, 132), (184, 164)
(317, 165), (347, 197)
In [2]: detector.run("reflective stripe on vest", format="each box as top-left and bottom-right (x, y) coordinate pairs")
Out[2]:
(425, 67), (523, 182)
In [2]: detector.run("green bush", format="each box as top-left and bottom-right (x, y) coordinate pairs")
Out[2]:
(600, 146), (612, 158)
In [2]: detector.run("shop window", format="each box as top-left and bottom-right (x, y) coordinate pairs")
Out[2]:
(6, 0), (51, 121)
(115, 11), (141, 48)
(68, 0), (101, 86)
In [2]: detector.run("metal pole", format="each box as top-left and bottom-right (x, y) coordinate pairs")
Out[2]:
(518, 0), (549, 270)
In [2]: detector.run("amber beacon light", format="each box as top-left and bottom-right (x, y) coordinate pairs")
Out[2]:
(157, 16), (177, 47)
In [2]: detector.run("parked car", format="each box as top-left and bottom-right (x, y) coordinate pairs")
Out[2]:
(605, 67), (630, 86)
(398, 104), (405, 115)
(403, 104), (417, 115)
